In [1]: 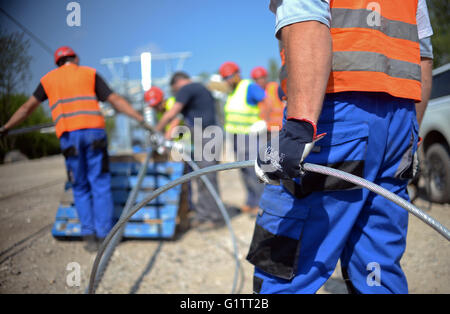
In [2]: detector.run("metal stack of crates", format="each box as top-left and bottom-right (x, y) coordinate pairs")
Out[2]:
(52, 154), (186, 239)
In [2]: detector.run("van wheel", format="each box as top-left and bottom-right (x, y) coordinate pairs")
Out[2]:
(425, 143), (450, 203)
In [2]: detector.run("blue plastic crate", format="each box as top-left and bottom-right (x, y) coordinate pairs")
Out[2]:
(112, 187), (182, 205)
(52, 159), (185, 239)
(52, 219), (177, 239)
(55, 204), (178, 222)
(109, 162), (184, 179)
(110, 175), (174, 190)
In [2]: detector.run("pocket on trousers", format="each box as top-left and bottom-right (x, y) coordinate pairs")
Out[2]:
(395, 121), (419, 180)
(61, 146), (77, 183)
(62, 145), (77, 158)
(290, 121), (369, 196)
(91, 138), (110, 173)
(246, 209), (308, 280)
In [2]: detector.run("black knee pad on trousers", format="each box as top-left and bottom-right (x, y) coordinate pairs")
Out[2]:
(91, 138), (109, 173)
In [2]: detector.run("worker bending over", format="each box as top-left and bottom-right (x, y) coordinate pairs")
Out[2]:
(154, 72), (224, 231)
(144, 86), (181, 139)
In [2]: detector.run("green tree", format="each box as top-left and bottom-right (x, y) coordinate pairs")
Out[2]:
(0, 30), (60, 162)
(0, 30), (31, 96)
(0, 94), (60, 162)
(268, 58), (280, 82)
(428, 0), (450, 68)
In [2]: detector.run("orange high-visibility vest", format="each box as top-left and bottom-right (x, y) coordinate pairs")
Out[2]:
(280, 0), (421, 101)
(40, 63), (105, 138)
(258, 82), (285, 131)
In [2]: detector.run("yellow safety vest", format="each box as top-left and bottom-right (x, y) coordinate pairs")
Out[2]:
(224, 79), (260, 134)
(156, 96), (180, 125)
(165, 96), (176, 111)
(158, 96), (187, 141)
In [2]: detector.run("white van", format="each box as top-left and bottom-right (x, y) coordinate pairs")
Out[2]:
(419, 63), (450, 203)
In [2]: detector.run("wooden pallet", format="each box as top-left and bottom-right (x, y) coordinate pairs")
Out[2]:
(52, 155), (186, 239)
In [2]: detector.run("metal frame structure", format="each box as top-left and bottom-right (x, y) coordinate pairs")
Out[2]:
(99, 51), (192, 153)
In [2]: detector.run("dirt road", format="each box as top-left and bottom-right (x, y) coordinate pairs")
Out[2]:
(0, 156), (448, 293)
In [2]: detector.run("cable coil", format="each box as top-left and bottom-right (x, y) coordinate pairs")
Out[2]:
(88, 160), (450, 294)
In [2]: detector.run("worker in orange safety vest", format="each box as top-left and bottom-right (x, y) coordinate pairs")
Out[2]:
(251, 66), (285, 132)
(0, 46), (146, 252)
(250, 0), (433, 293)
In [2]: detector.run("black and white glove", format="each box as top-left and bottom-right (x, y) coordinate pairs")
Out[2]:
(255, 118), (324, 185)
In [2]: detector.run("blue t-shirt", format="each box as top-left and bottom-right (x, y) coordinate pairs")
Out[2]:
(175, 82), (216, 129)
(247, 82), (266, 106)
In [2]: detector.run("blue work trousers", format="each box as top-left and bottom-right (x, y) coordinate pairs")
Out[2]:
(59, 128), (114, 238)
(247, 92), (419, 294)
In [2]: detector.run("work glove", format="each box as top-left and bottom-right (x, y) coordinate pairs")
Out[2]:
(255, 118), (324, 185)
(149, 131), (165, 148)
(0, 126), (8, 138)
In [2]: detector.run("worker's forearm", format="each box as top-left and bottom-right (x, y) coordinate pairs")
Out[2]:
(156, 103), (183, 132)
(165, 118), (181, 139)
(416, 57), (433, 126)
(4, 107), (29, 130)
(281, 21), (332, 124)
(107, 93), (144, 122)
(4, 96), (41, 130)
(156, 111), (176, 133)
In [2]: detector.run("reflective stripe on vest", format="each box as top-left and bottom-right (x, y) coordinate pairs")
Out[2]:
(279, 0), (421, 101)
(40, 64), (105, 138)
(224, 79), (260, 134)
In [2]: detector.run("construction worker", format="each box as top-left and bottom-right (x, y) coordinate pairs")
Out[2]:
(251, 66), (285, 132)
(154, 71), (223, 230)
(144, 86), (181, 139)
(0, 46), (146, 252)
(220, 61), (266, 215)
(249, 0), (433, 293)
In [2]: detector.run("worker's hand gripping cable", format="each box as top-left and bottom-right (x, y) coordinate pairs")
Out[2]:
(88, 121), (449, 294)
(255, 118), (325, 185)
(139, 120), (171, 154)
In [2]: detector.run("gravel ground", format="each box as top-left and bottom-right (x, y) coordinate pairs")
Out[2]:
(0, 155), (448, 294)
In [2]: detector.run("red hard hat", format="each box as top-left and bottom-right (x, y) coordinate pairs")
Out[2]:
(54, 46), (76, 65)
(144, 86), (164, 107)
(251, 66), (268, 79)
(219, 61), (240, 78)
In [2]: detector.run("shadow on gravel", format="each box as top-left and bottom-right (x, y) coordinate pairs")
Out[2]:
(129, 241), (164, 294)
(124, 205), (243, 293)
(224, 205), (243, 219)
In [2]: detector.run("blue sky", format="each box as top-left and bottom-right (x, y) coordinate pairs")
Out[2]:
(1, 0), (280, 94)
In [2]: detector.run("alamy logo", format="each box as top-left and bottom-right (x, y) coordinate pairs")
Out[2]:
(66, 262), (81, 287)
(66, 2), (81, 27)
(366, 2), (382, 27)
(366, 262), (381, 287)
